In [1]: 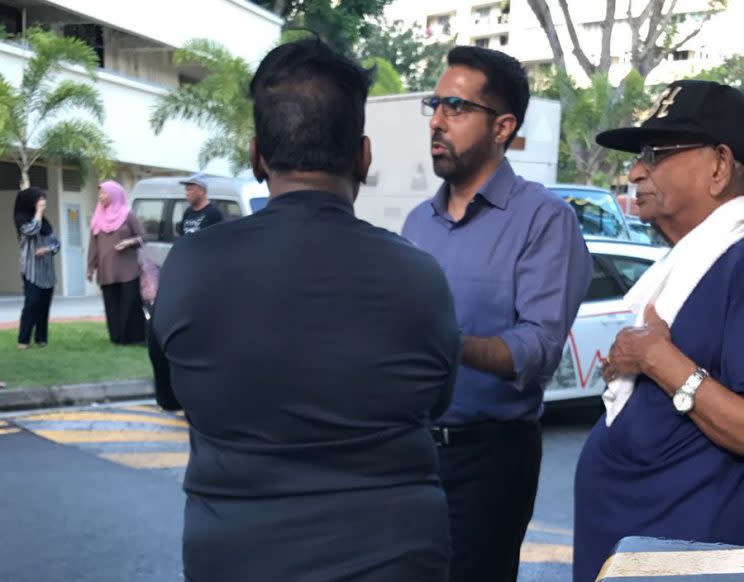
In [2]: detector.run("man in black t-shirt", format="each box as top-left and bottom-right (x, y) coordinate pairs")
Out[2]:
(178, 173), (224, 235)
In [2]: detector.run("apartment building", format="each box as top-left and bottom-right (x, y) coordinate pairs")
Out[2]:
(0, 0), (281, 296)
(384, 0), (744, 86)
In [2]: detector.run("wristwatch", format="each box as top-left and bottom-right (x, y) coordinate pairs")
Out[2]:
(672, 367), (709, 414)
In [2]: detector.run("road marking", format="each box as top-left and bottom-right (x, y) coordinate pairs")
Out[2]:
(520, 542), (573, 564)
(597, 548), (744, 578)
(35, 430), (188, 443)
(20, 411), (187, 428)
(100, 451), (189, 469)
(0, 428), (20, 435)
(118, 405), (167, 414)
(528, 521), (573, 536)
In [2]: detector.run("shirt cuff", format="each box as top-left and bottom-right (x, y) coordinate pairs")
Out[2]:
(499, 329), (540, 392)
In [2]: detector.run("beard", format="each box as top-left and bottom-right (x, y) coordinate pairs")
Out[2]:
(431, 130), (495, 185)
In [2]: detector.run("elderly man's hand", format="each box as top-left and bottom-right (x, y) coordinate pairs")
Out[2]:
(602, 304), (672, 382)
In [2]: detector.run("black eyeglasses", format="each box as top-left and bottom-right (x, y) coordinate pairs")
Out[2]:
(421, 95), (503, 117)
(637, 143), (712, 168)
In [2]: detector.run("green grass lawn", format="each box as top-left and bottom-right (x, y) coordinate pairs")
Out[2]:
(0, 321), (152, 388)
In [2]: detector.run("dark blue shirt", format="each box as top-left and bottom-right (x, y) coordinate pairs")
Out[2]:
(573, 239), (744, 582)
(150, 190), (461, 498)
(402, 160), (591, 423)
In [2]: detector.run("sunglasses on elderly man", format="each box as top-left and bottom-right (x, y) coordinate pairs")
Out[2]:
(637, 143), (713, 168)
(421, 95), (505, 117)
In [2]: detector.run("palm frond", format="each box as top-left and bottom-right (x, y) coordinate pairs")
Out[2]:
(38, 80), (104, 122)
(22, 26), (99, 103)
(149, 85), (226, 134)
(36, 119), (114, 177)
(197, 134), (235, 169)
(0, 76), (27, 148)
(197, 131), (252, 175)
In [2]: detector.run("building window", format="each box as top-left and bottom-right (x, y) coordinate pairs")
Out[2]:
(426, 13), (453, 36)
(499, 34), (508, 46)
(474, 37), (490, 48)
(62, 168), (82, 192)
(472, 2), (510, 25)
(178, 73), (200, 87)
(672, 50), (693, 61)
(0, 3), (22, 37)
(63, 23), (104, 67)
(473, 6), (491, 25)
(0, 162), (48, 190)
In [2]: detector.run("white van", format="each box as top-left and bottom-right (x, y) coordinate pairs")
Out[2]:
(131, 174), (269, 266)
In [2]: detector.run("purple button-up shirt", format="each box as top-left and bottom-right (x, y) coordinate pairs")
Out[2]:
(402, 160), (592, 423)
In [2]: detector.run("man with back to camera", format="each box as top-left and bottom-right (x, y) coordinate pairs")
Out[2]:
(149, 38), (461, 582)
(178, 173), (224, 234)
(402, 45), (592, 582)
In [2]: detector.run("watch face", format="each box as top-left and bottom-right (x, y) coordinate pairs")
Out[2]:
(673, 391), (694, 413)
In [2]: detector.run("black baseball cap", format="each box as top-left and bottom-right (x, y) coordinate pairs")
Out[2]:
(596, 80), (744, 163)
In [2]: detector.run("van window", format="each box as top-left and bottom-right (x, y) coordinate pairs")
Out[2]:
(214, 199), (242, 220)
(250, 197), (269, 212)
(133, 199), (166, 242)
(172, 200), (189, 238)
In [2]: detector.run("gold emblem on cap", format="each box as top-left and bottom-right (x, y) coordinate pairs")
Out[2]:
(647, 86), (682, 120)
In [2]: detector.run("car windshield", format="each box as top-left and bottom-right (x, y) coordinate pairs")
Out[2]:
(552, 188), (630, 240)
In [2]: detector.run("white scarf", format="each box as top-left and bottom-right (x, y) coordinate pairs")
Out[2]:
(603, 196), (744, 426)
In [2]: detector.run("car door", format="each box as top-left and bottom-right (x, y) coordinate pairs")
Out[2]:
(543, 252), (653, 403)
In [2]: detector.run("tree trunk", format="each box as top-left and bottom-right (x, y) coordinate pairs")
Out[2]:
(525, 0), (566, 70)
(18, 148), (30, 190)
(272, 0), (287, 16)
(19, 168), (30, 190)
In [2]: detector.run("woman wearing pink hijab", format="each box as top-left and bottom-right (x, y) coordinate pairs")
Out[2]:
(87, 180), (146, 344)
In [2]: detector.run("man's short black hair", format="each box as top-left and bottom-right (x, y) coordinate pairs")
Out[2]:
(249, 38), (373, 175)
(447, 46), (530, 149)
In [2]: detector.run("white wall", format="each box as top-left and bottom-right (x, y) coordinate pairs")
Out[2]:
(2, 41), (228, 175)
(42, 0), (282, 69)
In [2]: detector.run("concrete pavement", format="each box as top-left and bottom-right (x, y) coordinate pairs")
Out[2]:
(0, 294), (104, 325)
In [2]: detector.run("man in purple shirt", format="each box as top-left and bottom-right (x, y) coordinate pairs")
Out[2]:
(402, 46), (591, 582)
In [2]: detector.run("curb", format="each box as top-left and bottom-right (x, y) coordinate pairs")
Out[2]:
(0, 379), (154, 412)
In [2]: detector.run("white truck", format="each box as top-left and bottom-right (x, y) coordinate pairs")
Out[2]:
(354, 92), (562, 233)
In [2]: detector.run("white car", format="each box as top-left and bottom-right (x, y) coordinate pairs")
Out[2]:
(544, 237), (668, 404)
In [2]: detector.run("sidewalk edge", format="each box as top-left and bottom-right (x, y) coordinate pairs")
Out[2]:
(0, 379), (154, 411)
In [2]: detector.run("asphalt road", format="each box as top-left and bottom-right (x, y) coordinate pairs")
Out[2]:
(0, 402), (597, 582)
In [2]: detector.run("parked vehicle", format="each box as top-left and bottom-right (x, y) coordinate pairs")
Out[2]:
(548, 184), (632, 241)
(544, 237), (667, 405)
(625, 215), (668, 247)
(131, 174), (269, 266)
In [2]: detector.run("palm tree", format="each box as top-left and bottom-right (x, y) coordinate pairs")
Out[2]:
(150, 39), (253, 175)
(0, 26), (114, 189)
(535, 68), (651, 186)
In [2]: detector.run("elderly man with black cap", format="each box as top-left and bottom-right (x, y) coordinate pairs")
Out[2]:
(178, 173), (224, 234)
(573, 79), (744, 581)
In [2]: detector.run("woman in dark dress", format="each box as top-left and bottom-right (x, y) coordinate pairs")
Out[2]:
(14, 187), (60, 349)
(574, 80), (744, 581)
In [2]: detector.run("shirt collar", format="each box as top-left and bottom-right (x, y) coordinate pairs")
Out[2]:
(429, 158), (517, 217)
(268, 190), (355, 215)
